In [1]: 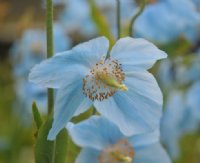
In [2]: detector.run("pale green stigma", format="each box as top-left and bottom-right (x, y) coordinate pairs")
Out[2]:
(111, 151), (132, 163)
(96, 72), (128, 91)
(99, 139), (135, 163)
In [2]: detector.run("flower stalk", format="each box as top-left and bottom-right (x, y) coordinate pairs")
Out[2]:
(129, 0), (146, 36)
(46, 0), (54, 115)
(116, 0), (121, 39)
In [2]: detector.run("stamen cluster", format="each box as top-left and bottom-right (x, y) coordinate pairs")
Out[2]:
(82, 58), (125, 101)
(99, 139), (135, 163)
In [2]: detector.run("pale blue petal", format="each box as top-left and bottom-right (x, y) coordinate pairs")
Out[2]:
(29, 37), (109, 88)
(76, 148), (100, 163)
(134, 143), (171, 163)
(125, 71), (163, 106)
(48, 81), (89, 140)
(74, 98), (93, 116)
(71, 36), (109, 68)
(110, 37), (167, 71)
(128, 129), (160, 148)
(94, 71), (162, 136)
(123, 71), (162, 135)
(67, 116), (123, 150)
(29, 51), (89, 88)
(94, 96), (148, 137)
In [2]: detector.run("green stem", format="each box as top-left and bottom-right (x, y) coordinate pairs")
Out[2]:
(46, 0), (54, 115)
(46, 0), (55, 162)
(116, 0), (121, 39)
(129, 0), (146, 36)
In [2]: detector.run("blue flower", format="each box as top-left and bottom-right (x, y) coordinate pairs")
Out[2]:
(67, 116), (171, 163)
(186, 81), (200, 123)
(10, 25), (71, 78)
(157, 59), (175, 89)
(10, 29), (46, 77)
(15, 79), (47, 120)
(192, 0), (200, 7)
(160, 91), (186, 159)
(161, 89), (200, 159)
(53, 22), (72, 52)
(29, 37), (167, 140)
(59, 0), (136, 38)
(134, 0), (200, 43)
(59, 0), (97, 36)
(175, 57), (200, 85)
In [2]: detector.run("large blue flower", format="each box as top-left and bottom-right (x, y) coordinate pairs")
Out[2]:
(134, 0), (200, 43)
(59, 0), (97, 36)
(67, 116), (171, 163)
(29, 37), (167, 140)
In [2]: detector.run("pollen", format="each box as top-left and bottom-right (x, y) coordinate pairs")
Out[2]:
(98, 139), (135, 163)
(82, 58), (126, 101)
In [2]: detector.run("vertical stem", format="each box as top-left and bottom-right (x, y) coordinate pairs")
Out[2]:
(116, 0), (121, 39)
(129, 0), (146, 36)
(46, 1), (56, 163)
(46, 0), (54, 115)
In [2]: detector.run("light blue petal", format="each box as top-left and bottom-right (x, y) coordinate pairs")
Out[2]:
(125, 71), (163, 106)
(95, 71), (162, 136)
(71, 36), (109, 68)
(48, 81), (89, 140)
(74, 98), (93, 116)
(94, 96), (148, 137)
(128, 129), (160, 148)
(110, 37), (167, 71)
(67, 116), (123, 150)
(29, 51), (89, 88)
(134, 143), (171, 163)
(76, 148), (100, 163)
(29, 37), (109, 88)
(123, 71), (163, 135)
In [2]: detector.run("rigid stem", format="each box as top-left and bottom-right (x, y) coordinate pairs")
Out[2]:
(46, 0), (55, 162)
(129, 0), (146, 36)
(116, 0), (121, 39)
(46, 0), (54, 115)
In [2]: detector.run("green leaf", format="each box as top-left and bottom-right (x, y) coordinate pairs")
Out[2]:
(89, 0), (115, 47)
(32, 101), (43, 129)
(54, 129), (68, 163)
(34, 117), (68, 163)
(66, 137), (80, 163)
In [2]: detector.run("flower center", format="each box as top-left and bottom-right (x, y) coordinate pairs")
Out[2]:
(99, 139), (135, 163)
(82, 58), (127, 101)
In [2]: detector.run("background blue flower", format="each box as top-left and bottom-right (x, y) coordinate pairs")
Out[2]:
(134, 0), (200, 43)
(67, 116), (171, 163)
